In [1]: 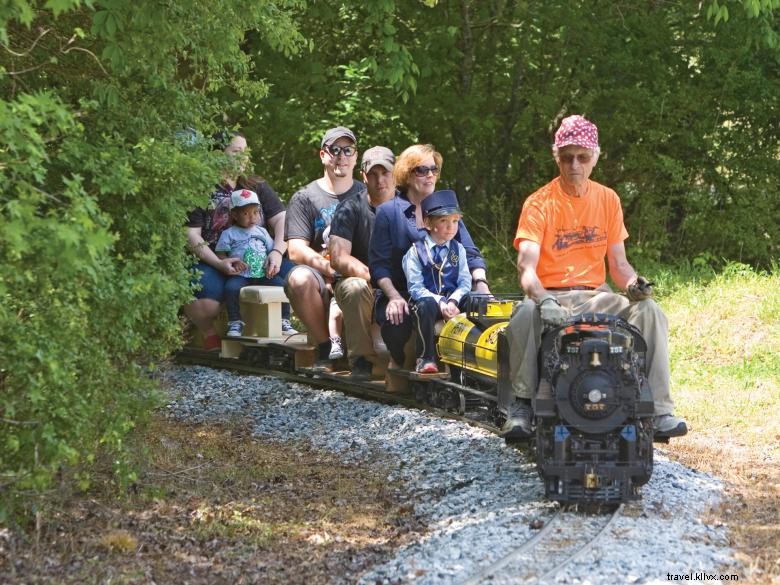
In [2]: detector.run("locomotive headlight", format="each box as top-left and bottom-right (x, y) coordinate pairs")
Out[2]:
(588, 389), (604, 403)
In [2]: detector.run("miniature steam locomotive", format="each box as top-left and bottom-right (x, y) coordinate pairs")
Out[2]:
(436, 297), (655, 504)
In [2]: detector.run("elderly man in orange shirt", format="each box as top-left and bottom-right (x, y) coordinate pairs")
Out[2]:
(503, 114), (687, 441)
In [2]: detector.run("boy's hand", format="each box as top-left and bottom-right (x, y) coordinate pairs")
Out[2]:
(219, 257), (245, 275)
(440, 299), (460, 320)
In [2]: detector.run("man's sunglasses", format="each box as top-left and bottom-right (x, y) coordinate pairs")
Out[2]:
(558, 153), (594, 165)
(326, 145), (356, 157)
(413, 165), (439, 177)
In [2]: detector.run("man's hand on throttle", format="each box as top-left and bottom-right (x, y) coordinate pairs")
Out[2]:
(626, 276), (654, 302)
(538, 294), (568, 327)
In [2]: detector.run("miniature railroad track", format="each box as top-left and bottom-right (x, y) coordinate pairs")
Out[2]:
(460, 504), (624, 585)
(174, 347), (498, 434)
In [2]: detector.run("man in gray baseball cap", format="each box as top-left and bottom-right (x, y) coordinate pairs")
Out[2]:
(327, 145), (397, 379)
(321, 126), (357, 149)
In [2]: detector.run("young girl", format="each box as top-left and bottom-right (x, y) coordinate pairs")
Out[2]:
(216, 189), (293, 337)
(401, 190), (471, 373)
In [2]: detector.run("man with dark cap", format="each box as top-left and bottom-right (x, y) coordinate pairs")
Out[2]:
(284, 126), (366, 368)
(502, 114), (687, 441)
(328, 146), (397, 379)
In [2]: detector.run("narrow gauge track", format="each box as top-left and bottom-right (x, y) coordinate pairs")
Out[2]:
(174, 347), (499, 434)
(461, 505), (624, 585)
(174, 347), (626, 582)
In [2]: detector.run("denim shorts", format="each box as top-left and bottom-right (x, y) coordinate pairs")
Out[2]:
(193, 257), (295, 302)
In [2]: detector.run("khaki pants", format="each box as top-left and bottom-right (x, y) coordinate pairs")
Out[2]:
(334, 277), (377, 366)
(505, 289), (674, 415)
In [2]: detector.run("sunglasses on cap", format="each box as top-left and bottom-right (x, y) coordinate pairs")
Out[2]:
(326, 144), (356, 157)
(413, 165), (439, 177)
(558, 152), (594, 165)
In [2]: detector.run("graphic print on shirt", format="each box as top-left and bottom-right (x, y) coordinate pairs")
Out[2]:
(314, 202), (339, 251)
(552, 225), (606, 251)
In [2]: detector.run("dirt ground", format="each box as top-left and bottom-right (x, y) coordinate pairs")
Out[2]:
(0, 418), (424, 585)
(667, 434), (780, 584)
(1, 416), (777, 584)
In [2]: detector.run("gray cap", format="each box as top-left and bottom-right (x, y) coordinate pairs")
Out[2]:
(321, 126), (357, 148)
(361, 146), (395, 172)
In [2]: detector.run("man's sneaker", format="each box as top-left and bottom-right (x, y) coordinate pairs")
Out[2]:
(415, 359), (439, 374)
(350, 356), (374, 381)
(226, 320), (244, 337)
(653, 414), (688, 438)
(281, 319), (299, 336)
(312, 340), (334, 372)
(329, 336), (344, 360)
(500, 400), (533, 440)
(312, 358), (334, 373)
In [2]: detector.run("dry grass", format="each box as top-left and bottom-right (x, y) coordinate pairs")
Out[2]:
(0, 417), (423, 584)
(660, 265), (780, 583)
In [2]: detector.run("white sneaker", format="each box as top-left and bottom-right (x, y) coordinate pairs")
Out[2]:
(328, 336), (344, 360)
(226, 320), (244, 337)
(281, 319), (299, 336)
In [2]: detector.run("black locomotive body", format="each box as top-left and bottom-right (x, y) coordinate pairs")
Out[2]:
(533, 314), (655, 503)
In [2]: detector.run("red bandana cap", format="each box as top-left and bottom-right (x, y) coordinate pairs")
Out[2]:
(554, 115), (599, 150)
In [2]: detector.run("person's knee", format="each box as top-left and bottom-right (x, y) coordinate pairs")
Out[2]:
(336, 277), (370, 304)
(183, 298), (221, 321)
(285, 267), (319, 297)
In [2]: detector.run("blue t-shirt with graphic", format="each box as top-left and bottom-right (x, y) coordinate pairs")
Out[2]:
(215, 225), (275, 278)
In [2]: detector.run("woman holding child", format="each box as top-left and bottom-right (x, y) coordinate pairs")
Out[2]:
(368, 144), (491, 370)
(183, 131), (297, 350)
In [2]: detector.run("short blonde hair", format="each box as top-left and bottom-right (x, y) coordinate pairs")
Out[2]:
(424, 212), (461, 231)
(393, 144), (443, 190)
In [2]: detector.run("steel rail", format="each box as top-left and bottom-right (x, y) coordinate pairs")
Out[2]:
(459, 504), (624, 585)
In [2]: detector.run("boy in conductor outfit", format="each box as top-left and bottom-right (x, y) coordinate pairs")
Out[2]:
(402, 190), (471, 373)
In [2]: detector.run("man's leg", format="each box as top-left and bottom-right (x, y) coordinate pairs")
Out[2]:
(571, 291), (685, 435)
(334, 277), (377, 366)
(619, 299), (675, 415)
(284, 265), (329, 344)
(183, 263), (227, 348)
(501, 299), (542, 438)
(505, 298), (542, 401)
(375, 294), (414, 368)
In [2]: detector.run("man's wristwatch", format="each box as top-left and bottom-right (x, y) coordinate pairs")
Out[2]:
(473, 278), (489, 287)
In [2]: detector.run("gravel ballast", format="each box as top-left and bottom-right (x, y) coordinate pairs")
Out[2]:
(164, 365), (743, 584)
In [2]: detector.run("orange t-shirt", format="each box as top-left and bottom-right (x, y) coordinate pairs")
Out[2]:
(513, 177), (628, 289)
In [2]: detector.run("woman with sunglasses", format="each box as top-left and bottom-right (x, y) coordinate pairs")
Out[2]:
(368, 144), (491, 371)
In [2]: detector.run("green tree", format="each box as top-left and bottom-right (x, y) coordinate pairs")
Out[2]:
(0, 0), (304, 521)
(243, 0), (777, 276)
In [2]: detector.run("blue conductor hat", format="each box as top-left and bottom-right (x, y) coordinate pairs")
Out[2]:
(421, 190), (461, 218)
